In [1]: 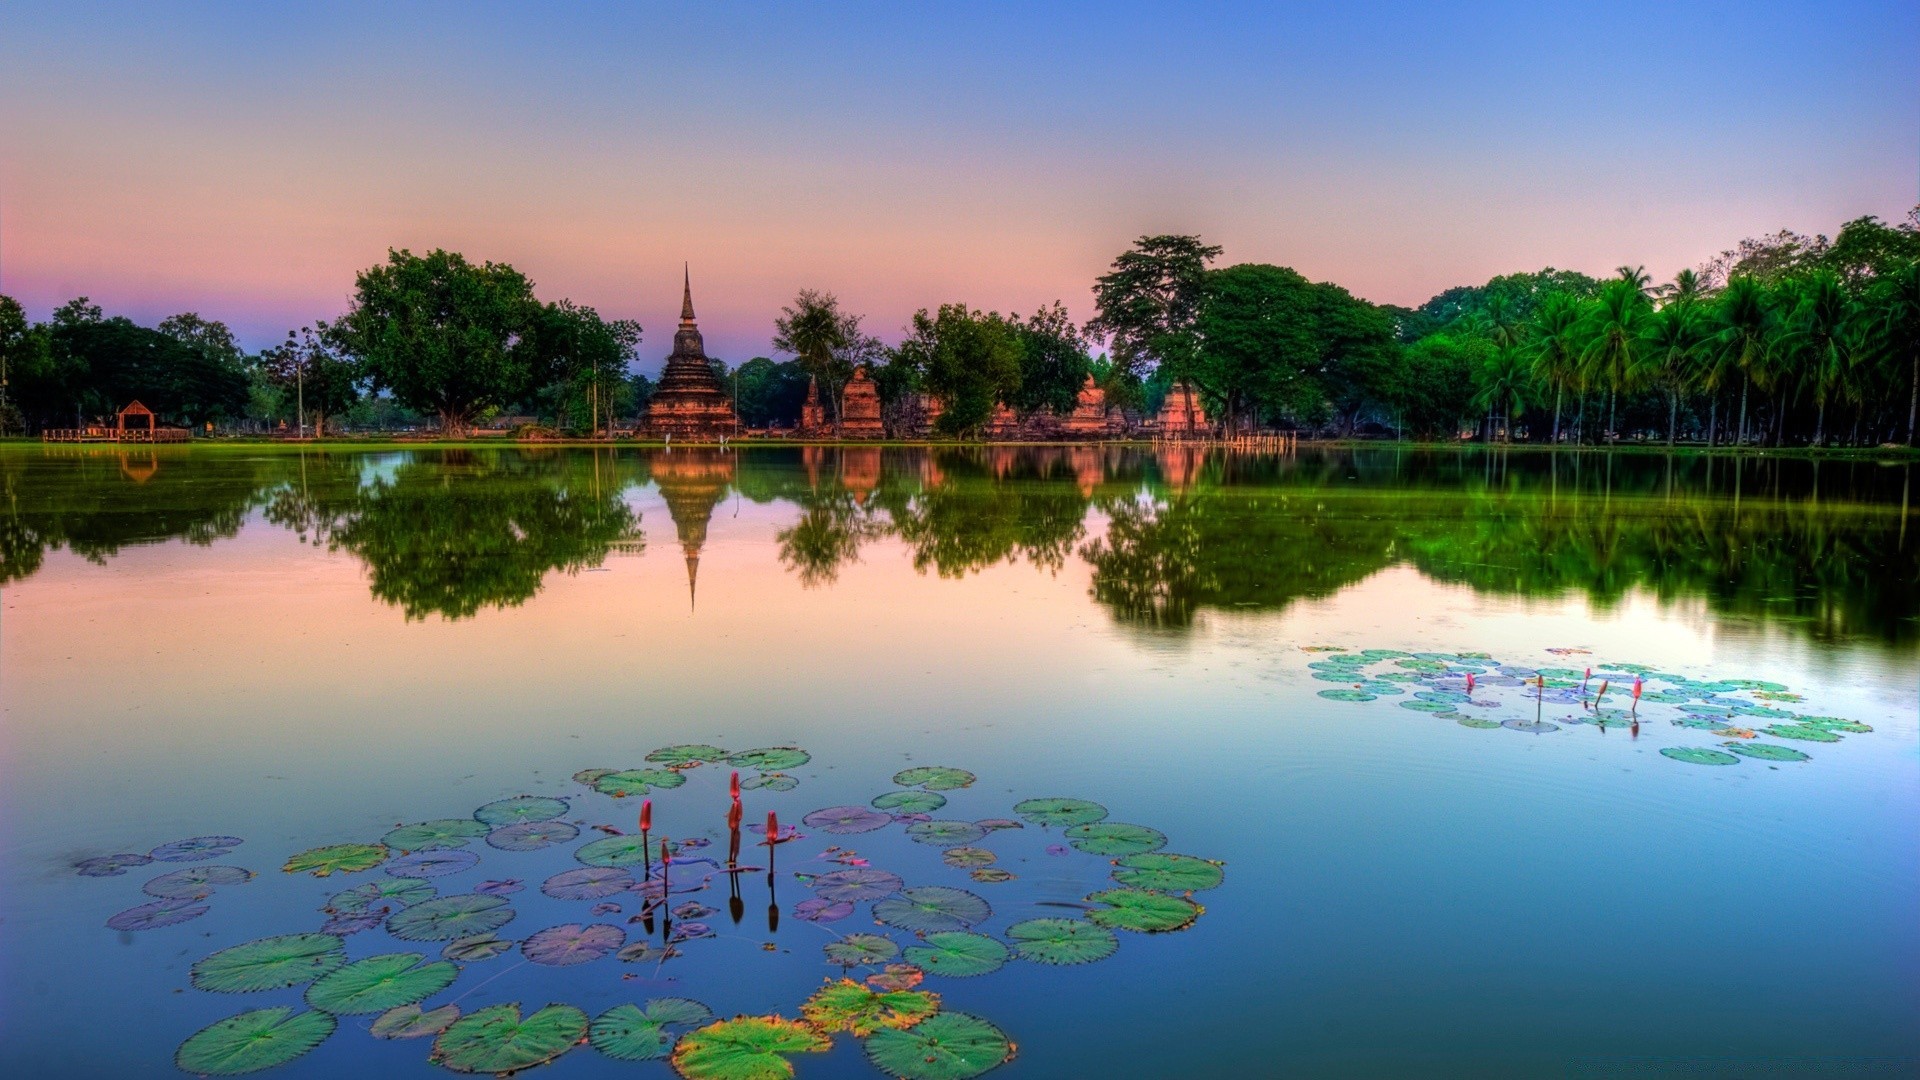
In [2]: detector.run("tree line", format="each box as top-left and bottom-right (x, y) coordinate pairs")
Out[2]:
(2, 209), (1916, 445)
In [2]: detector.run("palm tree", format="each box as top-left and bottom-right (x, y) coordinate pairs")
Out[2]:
(1865, 262), (1920, 446)
(1579, 277), (1654, 439)
(1712, 277), (1774, 446)
(1472, 345), (1531, 442)
(772, 290), (850, 432)
(1527, 292), (1584, 443)
(1777, 271), (1857, 445)
(1642, 301), (1710, 445)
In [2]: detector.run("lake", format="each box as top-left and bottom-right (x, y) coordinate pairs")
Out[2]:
(1, 444), (1915, 1078)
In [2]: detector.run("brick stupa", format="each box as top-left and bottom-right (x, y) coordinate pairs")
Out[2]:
(643, 269), (736, 441)
(839, 367), (885, 438)
(798, 378), (827, 434)
(1061, 374), (1118, 438)
(1156, 380), (1208, 437)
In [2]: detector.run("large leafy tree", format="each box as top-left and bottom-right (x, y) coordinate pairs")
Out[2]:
(894, 304), (1023, 436)
(1007, 302), (1090, 417)
(1864, 262), (1920, 445)
(1191, 264), (1323, 432)
(531, 300), (641, 434)
(259, 323), (363, 437)
(334, 249), (548, 435)
(1088, 235), (1221, 391)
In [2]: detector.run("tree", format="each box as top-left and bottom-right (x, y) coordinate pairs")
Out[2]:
(1527, 292), (1585, 442)
(1641, 301), (1711, 445)
(1578, 276), (1655, 438)
(1712, 277), (1777, 445)
(772, 290), (851, 429)
(1387, 334), (1485, 439)
(1191, 264), (1323, 432)
(732, 357), (811, 428)
(533, 300), (641, 435)
(1776, 271), (1859, 445)
(1008, 302), (1090, 417)
(0, 295), (40, 433)
(1088, 235), (1221, 387)
(334, 249), (548, 435)
(895, 304), (1022, 436)
(260, 323), (362, 437)
(1864, 262), (1920, 445)
(157, 313), (245, 373)
(1471, 346), (1532, 441)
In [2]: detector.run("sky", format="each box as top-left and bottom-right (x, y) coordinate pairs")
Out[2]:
(2, 1), (1916, 366)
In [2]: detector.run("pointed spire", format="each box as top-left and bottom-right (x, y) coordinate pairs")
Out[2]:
(685, 546), (699, 612)
(680, 264), (696, 324)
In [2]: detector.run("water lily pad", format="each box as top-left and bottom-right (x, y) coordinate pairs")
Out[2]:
(803, 806), (892, 834)
(284, 843), (387, 877)
(1111, 853), (1223, 893)
(1660, 747), (1741, 766)
(907, 820), (988, 847)
(372, 1003), (460, 1039)
(175, 1007), (335, 1076)
(1399, 699), (1455, 713)
(544, 866), (635, 900)
(671, 1016), (829, 1080)
(476, 879), (524, 896)
(433, 1003), (588, 1075)
(902, 932), (1009, 978)
(107, 897), (209, 931)
(742, 774), (799, 792)
(387, 894), (515, 942)
(473, 796), (570, 827)
(305, 952), (458, 1014)
(523, 923), (625, 966)
(151, 836), (243, 862)
(1007, 918), (1117, 965)
(874, 886), (990, 933)
(443, 934), (513, 962)
(574, 768), (615, 786)
(383, 819), (490, 852)
(487, 820), (580, 852)
(799, 979), (938, 1037)
(647, 744), (730, 766)
(893, 766), (976, 791)
(590, 999), (715, 1061)
(795, 897), (854, 922)
(812, 868), (904, 903)
(872, 790), (946, 814)
(387, 850), (479, 878)
(974, 819), (1022, 831)
(595, 769), (689, 797)
(1011, 797), (1107, 827)
(1727, 742), (1812, 762)
(728, 747), (811, 772)
(1796, 716), (1873, 733)
(1414, 689), (1470, 704)
(321, 913), (387, 935)
(824, 933), (899, 966)
(1456, 717), (1503, 729)
(145, 864), (253, 898)
(1762, 724), (1842, 743)
(192, 933), (346, 992)
(1317, 688), (1376, 702)
(75, 853), (152, 877)
(1064, 822), (1166, 856)
(576, 834), (665, 868)
(1085, 888), (1203, 932)
(329, 877), (435, 914)
(942, 847), (995, 869)
(1501, 719), (1560, 734)
(970, 869), (1014, 883)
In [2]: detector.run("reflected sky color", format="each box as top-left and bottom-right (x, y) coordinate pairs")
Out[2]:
(3, 2), (1916, 357)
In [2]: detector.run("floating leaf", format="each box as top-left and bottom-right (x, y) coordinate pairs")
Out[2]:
(475, 879), (524, 896)
(387, 894), (515, 942)
(595, 769), (689, 797)
(487, 820), (580, 852)
(1456, 717), (1503, 729)
(647, 744), (730, 766)
(872, 790), (946, 814)
(523, 923), (625, 966)
(386, 850), (479, 878)
(1659, 747), (1741, 766)
(1795, 716), (1872, 733)
(590, 999), (715, 1061)
(674, 902), (716, 920)
(372, 1003), (460, 1039)
(742, 774), (799, 792)
(1761, 724), (1842, 743)
(1007, 918), (1117, 965)
(75, 853), (152, 877)
(670, 922), (715, 942)
(974, 819), (1023, 831)
(1111, 853), (1223, 893)
(794, 897), (854, 923)
(151, 836), (243, 862)
(1064, 822), (1166, 856)
(907, 821), (988, 847)
(108, 897), (208, 931)
(576, 834), (664, 868)
(305, 952), (458, 1014)
(1399, 699), (1455, 713)
(1011, 798), (1107, 827)
(1501, 719), (1560, 734)
(1414, 690), (1470, 704)
(192, 934), (346, 992)
(801, 979), (939, 1037)
(383, 819), (489, 852)
(893, 766), (976, 791)
(1727, 742), (1812, 762)
(443, 934), (513, 962)
(970, 869), (1014, 883)
(473, 796), (570, 827)
(874, 887), (991, 934)
(145, 864), (253, 898)
(864, 1011), (1014, 1080)
(574, 768), (615, 786)
(824, 934), (899, 966)
(1317, 689), (1376, 702)
(902, 932), (1009, 978)
(728, 747), (811, 771)
(671, 1015), (829, 1080)
(175, 1007), (334, 1076)
(284, 843), (387, 878)
(811, 868), (903, 903)
(1085, 888), (1203, 933)
(329, 877), (435, 914)
(803, 806), (892, 834)
(433, 1003), (588, 1075)
(942, 847), (995, 869)
(321, 913), (387, 935)
(866, 964), (925, 992)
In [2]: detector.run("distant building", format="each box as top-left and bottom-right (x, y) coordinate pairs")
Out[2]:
(641, 269), (737, 441)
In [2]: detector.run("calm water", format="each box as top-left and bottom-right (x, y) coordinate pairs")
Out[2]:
(1, 444), (1916, 1079)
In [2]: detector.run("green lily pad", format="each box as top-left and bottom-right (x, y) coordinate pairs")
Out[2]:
(192, 934), (346, 993)
(647, 744), (729, 766)
(371, 1003), (460, 1040)
(1312, 671), (1368, 682)
(1111, 853), (1224, 893)
(1360, 649), (1411, 659)
(893, 766), (977, 791)
(283, 843), (387, 877)
(175, 1007), (335, 1075)
(742, 774), (799, 792)
(824, 933), (898, 966)
(874, 886), (991, 933)
(1064, 822), (1166, 856)
(1317, 688), (1377, 702)
(1727, 742), (1812, 762)
(1796, 717), (1873, 733)
(1762, 724), (1842, 743)
(670, 1016), (830, 1080)
(941, 847), (996, 869)
(594, 769), (688, 797)
(1007, 918), (1117, 965)
(801, 979), (939, 1036)
(728, 747), (811, 772)
(872, 790), (946, 814)
(473, 796), (569, 827)
(906, 820), (988, 847)
(576, 834), (665, 868)
(383, 819), (489, 852)
(1399, 699), (1455, 713)
(1720, 679), (1788, 691)
(1456, 717), (1503, 729)
(305, 952), (458, 1014)
(1660, 747), (1741, 766)
(574, 769), (615, 786)
(589, 999), (715, 1061)
(1011, 798), (1107, 827)
(387, 894), (515, 942)
(1085, 888), (1203, 932)
(432, 1003), (588, 1075)
(902, 932), (1009, 978)
(442, 934), (513, 962)
(329, 877), (435, 914)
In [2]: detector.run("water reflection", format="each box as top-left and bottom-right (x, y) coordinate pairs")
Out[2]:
(1, 445), (1913, 645)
